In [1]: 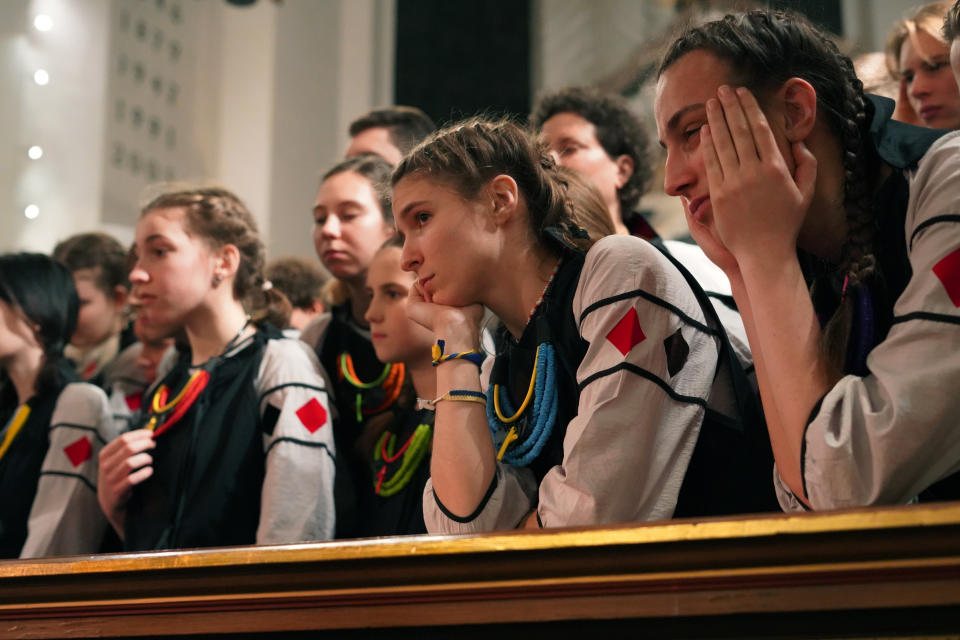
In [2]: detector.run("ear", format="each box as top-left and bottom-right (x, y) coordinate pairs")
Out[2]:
(613, 154), (634, 189)
(214, 243), (241, 280)
(487, 174), (520, 225)
(778, 77), (818, 142)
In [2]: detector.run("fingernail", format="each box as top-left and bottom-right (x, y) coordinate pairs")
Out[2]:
(736, 86), (749, 97)
(718, 85), (732, 98)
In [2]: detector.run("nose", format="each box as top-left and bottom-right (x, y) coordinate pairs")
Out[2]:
(129, 260), (149, 284)
(364, 293), (382, 325)
(663, 149), (694, 198)
(400, 236), (420, 273)
(908, 72), (932, 99)
(320, 214), (341, 238)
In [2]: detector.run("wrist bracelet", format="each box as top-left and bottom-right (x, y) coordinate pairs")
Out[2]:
(432, 339), (485, 368)
(416, 389), (486, 411)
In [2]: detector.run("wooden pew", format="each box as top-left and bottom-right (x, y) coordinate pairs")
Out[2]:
(2, 502), (960, 638)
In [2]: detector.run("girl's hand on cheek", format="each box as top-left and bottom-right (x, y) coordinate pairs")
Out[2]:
(406, 282), (484, 349)
(702, 86), (817, 267)
(684, 200), (740, 277)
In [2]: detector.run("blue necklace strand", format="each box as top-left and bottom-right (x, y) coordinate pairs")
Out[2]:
(486, 341), (559, 467)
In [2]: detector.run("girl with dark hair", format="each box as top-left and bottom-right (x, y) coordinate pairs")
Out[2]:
(300, 154), (400, 538)
(655, 10), (960, 510)
(0, 253), (117, 558)
(97, 187), (335, 550)
(392, 117), (774, 533)
(354, 236), (436, 535)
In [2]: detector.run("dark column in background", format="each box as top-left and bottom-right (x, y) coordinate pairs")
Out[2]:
(770, 0), (843, 34)
(395, 0), (531, 127)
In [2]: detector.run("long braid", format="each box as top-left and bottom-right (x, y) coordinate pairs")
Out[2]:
(820, 49), (881, 380)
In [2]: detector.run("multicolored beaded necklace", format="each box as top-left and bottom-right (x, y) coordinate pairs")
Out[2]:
(486, 258), (562, 466)
(338, 353), (405, 422)
(373, 420), (432, 497)
(145, 318), (251, 438)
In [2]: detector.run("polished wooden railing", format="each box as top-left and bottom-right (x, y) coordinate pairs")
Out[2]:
(3, 503), (960, 638)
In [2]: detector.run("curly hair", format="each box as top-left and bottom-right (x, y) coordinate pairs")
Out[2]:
(943, 0), (960, 41)
(265, 256), (329, 310)
(529, 86), (653, 217)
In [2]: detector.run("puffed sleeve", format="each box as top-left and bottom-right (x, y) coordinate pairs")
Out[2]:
(538, 235), (719, 525)
(20, 383), (119, 558)
(795, 131), (960, 509)
(255, 338), (336, 543)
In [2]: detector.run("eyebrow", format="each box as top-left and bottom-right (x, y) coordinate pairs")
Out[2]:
(396, 200), (429, 223)
(658, 103), (706, 148)
(312, 200), (367, 214)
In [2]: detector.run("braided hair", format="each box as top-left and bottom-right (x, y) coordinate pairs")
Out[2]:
(658, 10), (881, 380)
(141, 187), (291, 328)
(0, 253), (78, 399)
(392, 117), (592, 253)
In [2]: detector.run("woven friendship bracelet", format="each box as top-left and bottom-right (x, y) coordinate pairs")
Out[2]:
(431, 339), (485, 368)
(416, 389), (487, 411)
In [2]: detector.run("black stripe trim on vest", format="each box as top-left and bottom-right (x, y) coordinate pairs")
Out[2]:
(890, 311), (960, 328)
(39, 470), (96, 492)
(578, 362), (709, 410)
(263, 437), (335, 462)
(48, 423), (107, 445)
(434, 470), (500, 524)
(257, 382), (328, 406)
(579, 289), (717, 337)
(908, 214), (960, 251)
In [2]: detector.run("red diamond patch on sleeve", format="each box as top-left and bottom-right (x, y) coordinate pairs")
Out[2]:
(296, 398), (327, 434)
(125, 391), (143, 412)
(606, 307), (646, 356)
(933, 247), (960, 307)
(64, 437), (93, 467)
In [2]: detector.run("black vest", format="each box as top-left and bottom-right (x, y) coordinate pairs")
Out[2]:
(358, 408), (433, 537)
(124, 328), (278, 551)
(0, 374), (71, 558)
(317, 303), (396, 539)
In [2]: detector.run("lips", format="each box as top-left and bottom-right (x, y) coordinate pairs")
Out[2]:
(322, 249), (348, 262)
(418, 275), (434, 291)
(371, 332), (387, 341)
(919, 105), (943, 122)
(687, 196), (710, 220)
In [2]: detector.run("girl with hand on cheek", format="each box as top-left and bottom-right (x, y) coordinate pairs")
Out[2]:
(0, 254), (117, 558)
(357, 237), (436, 536)
(98, 187), (335, 551)
(394, 118), (774, 534)
(885, 1), (960, 130)
(655, 10), (960, 511)
(300, 155), (400, 539)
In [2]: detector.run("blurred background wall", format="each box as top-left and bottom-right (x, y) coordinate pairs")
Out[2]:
(0, 0), (922, 256)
